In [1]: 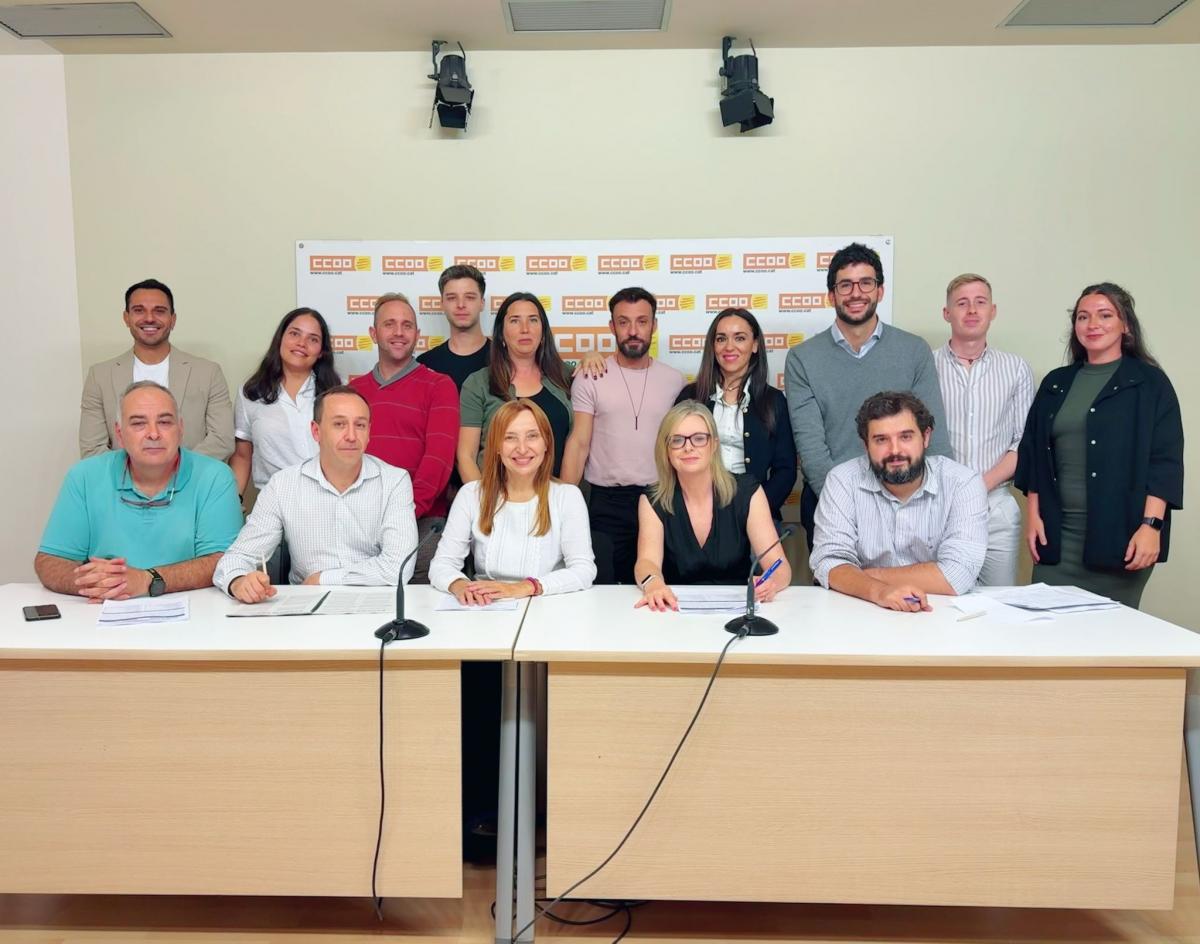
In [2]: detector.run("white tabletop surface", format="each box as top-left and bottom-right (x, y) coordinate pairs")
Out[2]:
(513, 586), (1200, 667)
(0, 583), (526, 662)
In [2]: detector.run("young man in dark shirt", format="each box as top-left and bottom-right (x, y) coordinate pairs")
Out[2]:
(417, 264), (490, 391)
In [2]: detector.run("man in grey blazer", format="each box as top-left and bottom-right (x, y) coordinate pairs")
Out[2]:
(79, 278), (234, 461)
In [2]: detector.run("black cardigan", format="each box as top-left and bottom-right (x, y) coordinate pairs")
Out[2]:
(677, 383), (798, 519)
(1014, 357), (1184, 569)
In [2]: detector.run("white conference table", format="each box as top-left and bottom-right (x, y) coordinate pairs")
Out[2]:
(0, 582), (524, 901)
(511, 585), (1200, 940)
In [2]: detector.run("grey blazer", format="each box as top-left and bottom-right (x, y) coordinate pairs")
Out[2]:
(79, 347), (235, 460)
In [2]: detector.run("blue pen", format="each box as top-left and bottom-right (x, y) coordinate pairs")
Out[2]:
(903, 595), (922, 604)
(754, 558), (783, 588)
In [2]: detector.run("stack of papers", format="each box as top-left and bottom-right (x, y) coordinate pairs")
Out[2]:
(98, 597), (190, 626)
(950, 593), (1052, 624)
(672, 586), (750, 615)
(227, 588), (401, 617)
(978, 583), (1119, 614)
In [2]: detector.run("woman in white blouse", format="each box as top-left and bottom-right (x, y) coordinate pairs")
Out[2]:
(230, 308), (342, 496)
(431, 398), (595, 604)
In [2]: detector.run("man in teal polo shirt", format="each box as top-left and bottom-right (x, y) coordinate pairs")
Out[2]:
(36, 381), (242, 600)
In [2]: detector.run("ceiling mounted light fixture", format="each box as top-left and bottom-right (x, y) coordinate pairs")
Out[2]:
(429, 40), (474, 131)
(719, 35), (773, 133)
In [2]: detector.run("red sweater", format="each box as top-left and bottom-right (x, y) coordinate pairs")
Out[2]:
(350, 364), (459, 518)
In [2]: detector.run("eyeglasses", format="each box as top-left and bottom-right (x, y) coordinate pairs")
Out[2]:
(667, 432), (712, 450)
(119, 466), (177, 508)
(833, 277), (879, 296)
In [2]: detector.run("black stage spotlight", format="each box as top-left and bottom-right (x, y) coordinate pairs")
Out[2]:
(429, 40), (473, 130)
(719, 36), (773, 132)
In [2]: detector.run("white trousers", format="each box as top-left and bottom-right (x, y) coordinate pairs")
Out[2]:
(977, 488), (1021, 587)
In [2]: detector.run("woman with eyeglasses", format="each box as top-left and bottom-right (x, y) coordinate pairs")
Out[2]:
(634, 401), (791, 611)
(675, 307), (796, 522)
(457, 292), (573, 482)
(230, 307), (341, 497)
(1015, 283), (1183, 609)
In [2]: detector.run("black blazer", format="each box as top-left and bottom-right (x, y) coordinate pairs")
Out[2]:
(1014, 357), (1184, 569)
(677, 383), (798, 519)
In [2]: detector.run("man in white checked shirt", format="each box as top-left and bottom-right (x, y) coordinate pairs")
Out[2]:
(933, 274), (1034, 585)
(213, 386), (419, 602)
(811, 391), (988, 612)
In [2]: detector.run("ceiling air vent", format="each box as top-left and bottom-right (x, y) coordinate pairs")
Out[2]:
(0, 2), (168, 38)
(1002, 0), (1192, 27)
(504, 0), (669, 33)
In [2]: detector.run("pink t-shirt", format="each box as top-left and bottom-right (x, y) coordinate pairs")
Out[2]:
(571, 359), (685, 487)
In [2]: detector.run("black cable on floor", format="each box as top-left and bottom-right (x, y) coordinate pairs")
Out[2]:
(513, 630), (742, 940)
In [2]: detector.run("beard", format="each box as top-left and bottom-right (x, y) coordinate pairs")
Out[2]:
(834, 297), (879, 326)
(870, 452), (926, 486)
(617, 336), (649, 359)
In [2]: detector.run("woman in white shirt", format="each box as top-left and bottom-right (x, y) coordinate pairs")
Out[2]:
(431, 398), (595, 604)
(230, 308), (342, 496)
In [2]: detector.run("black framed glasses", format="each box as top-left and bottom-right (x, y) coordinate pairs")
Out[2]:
(833, 277), (879, 296)
(667, 432), (712, 450)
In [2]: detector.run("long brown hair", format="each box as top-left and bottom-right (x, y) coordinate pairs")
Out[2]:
(487, 292), (571, 399)
(1067, 282), (1157, 367)
(478, 399), (554, 537)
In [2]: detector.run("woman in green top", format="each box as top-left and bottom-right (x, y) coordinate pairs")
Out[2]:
(457, 292), (574, 482)
(1016, 283), (1184, 608)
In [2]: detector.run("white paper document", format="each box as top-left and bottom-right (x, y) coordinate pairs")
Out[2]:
(672, 585), (750, 615)
(977, 583), (1119, 613)
(434, 594), (521, 612)
(98, 597), (190, 626)
(317, 588), (397, 615)
(226, 589), (329, 617)
(949, 593), (1053, 624)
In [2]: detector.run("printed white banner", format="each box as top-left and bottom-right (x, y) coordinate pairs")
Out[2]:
(295, 236), (895, 384)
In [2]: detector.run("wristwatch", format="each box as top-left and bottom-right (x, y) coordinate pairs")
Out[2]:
(147, 567), (166, 596)
(1142, 516), (1165, 531)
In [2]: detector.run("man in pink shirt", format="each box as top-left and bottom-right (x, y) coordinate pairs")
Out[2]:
(349, 293), (459, 581)
(561, 287), (685, 583)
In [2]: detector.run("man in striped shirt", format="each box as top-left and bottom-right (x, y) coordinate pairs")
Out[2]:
(811, 391), (988, 612)
(933, 274), (1034, 586)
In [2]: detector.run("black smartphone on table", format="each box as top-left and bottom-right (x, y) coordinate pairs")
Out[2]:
(22, 604), (61, 621)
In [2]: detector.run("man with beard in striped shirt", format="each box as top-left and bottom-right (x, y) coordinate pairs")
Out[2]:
(933, 274), (1034, 586)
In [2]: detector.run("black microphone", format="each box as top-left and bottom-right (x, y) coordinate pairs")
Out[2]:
(724, 525), (794, 637)
(375, 522), (444, 643)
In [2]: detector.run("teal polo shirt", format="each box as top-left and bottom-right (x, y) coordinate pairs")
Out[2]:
(39, 449), (243, 570)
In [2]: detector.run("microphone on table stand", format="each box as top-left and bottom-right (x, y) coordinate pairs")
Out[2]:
(375, 522), (444, 643)
(724, 526), (794, 638)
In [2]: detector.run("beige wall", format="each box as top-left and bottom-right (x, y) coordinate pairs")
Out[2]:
(0, 53), (80, 582)
(53, 45), (1200, 625)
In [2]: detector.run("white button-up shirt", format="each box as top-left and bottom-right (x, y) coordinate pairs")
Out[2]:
(709, 384), (750, 473)
(213, 454), (418, 591)
(233, 376), (319, 489)
(810, 454), (988, 594)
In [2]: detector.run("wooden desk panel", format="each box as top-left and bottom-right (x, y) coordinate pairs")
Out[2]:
(547, 663), (1184, 909)
(0, 659), (461, 897)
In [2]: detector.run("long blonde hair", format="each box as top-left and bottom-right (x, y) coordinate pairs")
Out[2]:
(478, 399), (554, 537)
(648, 400), (736, 515)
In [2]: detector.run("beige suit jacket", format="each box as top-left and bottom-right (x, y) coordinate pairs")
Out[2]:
(79, 347), (235, 460)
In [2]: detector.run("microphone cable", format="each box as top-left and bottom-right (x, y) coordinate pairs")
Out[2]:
(371, 636), (387, 920)
(512, 628), (743, 941)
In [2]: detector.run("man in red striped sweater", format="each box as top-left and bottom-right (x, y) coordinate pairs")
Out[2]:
(349, 293), (459, 581)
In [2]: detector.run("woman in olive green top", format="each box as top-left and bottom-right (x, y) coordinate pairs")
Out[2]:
(1016, 283), (1184, 608)
(457, 292), (573, 481)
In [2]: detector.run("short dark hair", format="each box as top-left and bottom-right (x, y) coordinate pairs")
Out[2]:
(438, 264), (486, 295)
(125, 278), (175, 312)
(855, 391), (934, 443)
(607, 286), (657, 317)
(826, 244), (884, 294)
(313, 384), (371, 423)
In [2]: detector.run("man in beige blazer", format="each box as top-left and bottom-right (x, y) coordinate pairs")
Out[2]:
(79, 278), (234, 461)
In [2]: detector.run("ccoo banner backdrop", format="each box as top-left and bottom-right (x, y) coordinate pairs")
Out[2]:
(295, 237), (894, 383)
